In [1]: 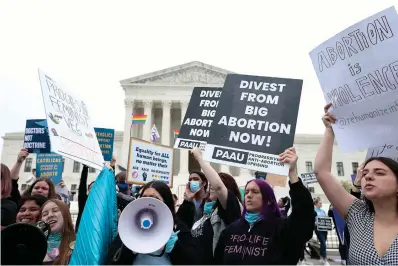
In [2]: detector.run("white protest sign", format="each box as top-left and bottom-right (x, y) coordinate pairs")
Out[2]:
(300, 173), (318, 185)
(127, 138), (174, 187)
(310, 6), (398, 152)
(38, 70), (104, 170)
(366, 144), (398, 161)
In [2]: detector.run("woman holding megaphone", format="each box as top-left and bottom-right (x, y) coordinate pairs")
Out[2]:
(106, 181), (197, 265)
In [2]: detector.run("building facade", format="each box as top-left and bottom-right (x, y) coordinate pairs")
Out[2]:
(1, 61), (367, 200)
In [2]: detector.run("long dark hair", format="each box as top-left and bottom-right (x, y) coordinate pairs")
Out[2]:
(362, 157), (398, 212)
(139, 181), (176, 221)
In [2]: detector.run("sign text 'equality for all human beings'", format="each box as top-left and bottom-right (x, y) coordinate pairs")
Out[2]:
(174, 87), (222, 151)
(204, 74), (303, 176)
(127, 138), (174, 187)
(309, 6), (398, 152)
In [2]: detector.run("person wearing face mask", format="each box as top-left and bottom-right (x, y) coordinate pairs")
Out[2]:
(106, 181), (197, 265)
(183, 148), (242, 264)
(214, 147), (315, 265)
(176, 169), (209, 228)
(16, 195), (48, 224)
(40, 199), (76, 265)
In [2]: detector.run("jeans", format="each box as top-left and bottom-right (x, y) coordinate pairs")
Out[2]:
(315, 230), (328, 259)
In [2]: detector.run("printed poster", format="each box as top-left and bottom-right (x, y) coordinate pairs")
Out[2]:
(309, 7), (398, 152)
(174, 87), (222, 151)
(36, 153), (63, 184)
(366, 143), (398, 161)
(316, 217), (333, 231)
(38, 69), (104, 170)
(127, 138), (174, 187)
(94, 127), (115, 161)
(300, 173), (318, 185)
(23, 119), (51, 153)
(204, 74), (303, 176)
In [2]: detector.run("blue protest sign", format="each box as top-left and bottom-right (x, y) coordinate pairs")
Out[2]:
(36, 153), (63, 184)
(94, 128), (115, 161)
(23, 119), (51, 153)
(332, 208), (346, 244)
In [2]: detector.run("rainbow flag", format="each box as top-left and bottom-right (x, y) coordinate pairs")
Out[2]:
(173, 129), (179, 138)
(132, 114), (147, 124)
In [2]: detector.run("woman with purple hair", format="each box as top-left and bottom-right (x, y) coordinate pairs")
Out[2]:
(214, 147), (315, 264)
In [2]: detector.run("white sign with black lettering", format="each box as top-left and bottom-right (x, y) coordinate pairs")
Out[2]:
(300, 173), (318, 185)
(366, 143), (398, 162)
(317, 217), (333, 231)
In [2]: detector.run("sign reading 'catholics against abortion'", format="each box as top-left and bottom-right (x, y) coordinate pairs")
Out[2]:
(366, 143), (398, 162)
(23, 119), (51, 153)
(174, 87), (222, 151)
(127, 138), (174, 187)
(94, 128), (115, 161)
(204, 74), (303, 176)
(36, 153), (63, 184)
(309, 7), (398, 152)
(300, 173), (318, 185)
(38, 70), (104, 170)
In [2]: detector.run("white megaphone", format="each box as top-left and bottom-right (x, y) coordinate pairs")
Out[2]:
(118, 197), (174, 254)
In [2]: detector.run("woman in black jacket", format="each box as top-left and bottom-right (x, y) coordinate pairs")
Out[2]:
(106, 180), (197, 265)
(214, 147), (315, 265)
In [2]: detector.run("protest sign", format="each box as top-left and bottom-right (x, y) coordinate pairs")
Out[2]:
(36, 153), (63, 184)
(300, 173), (318, 185)
(265, 173), (287, 188)
(127, 138), (174, 187)
(366, 143), (398, 162)
(332, 208), (346, 244)
(309, 7), (398, 152)
(174, 87), (222, 151)
(317, 217), (333, 231)
(94, 128), (115, 161)
(23, 119), (51, 153)
(38, 70), (104, 170)
(203, 74), (303, 176)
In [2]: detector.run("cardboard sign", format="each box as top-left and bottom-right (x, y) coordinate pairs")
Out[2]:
(317, 217), (333, 231)
(23, 119), (51, 153)
(127, 138), (174, 187)
(309, 7), (398, 152)
(94, 128), (115, 161)
(366, 144), (398, 162)
(174, 87), (222, 151)
(300, 173), (318, 185)
(38, 70), (104, 170)
(265, 173), (287, 188)
(36, 153), (63, 184)
(204, 74), (303, 176)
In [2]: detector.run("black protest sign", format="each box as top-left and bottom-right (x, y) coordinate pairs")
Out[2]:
(317, 217), (333, 231)
(300, 173), (318, 185)
(204, 74), (303, 176)
(174, 87), (222, 150)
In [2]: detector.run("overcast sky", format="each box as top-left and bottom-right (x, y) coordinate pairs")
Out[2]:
(0, 0), (396, 156)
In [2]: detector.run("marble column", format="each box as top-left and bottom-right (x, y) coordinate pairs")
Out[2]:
(161, 100), (172, 146)
(142, 101), (153, 141)
(240, 168), (252, 177)
(122, 100), (134, 167)
(219, 164), (230, 173)
(179, 101), (189, 175)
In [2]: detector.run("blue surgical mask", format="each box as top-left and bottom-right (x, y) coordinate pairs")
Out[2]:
(244, 212), (264, 225)
(204, 201), (216, 214)
(189, 181), (201, 193)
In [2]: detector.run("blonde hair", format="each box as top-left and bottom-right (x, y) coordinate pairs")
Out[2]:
(1, 164), (12, 199)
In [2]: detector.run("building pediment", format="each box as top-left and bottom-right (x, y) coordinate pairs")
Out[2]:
(120, 61), (234, 86)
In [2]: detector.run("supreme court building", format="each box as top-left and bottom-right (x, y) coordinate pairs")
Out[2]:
(1, 61), (367, 199)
